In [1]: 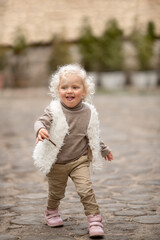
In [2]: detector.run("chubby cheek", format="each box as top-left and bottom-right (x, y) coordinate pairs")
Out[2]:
(58, 90), (65, 99)
(60, 95), (66, 103)
(77, 93), (83, 100)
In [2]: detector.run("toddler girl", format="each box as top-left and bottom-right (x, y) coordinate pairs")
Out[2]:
(33, 64), (113, 237)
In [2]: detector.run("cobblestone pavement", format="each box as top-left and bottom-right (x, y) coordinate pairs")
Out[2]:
(0, 88), (160, 240)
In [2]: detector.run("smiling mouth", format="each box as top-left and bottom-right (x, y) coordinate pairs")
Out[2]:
(66, 96), (75, 101)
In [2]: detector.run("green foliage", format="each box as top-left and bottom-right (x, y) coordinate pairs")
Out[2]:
(11, 29), (28, 87)
(13, 30), (27, 55)
(101, 19), (124, 71)
(0, 47), (7, 70)
(78, 19), (124, 72)
(48, 34), (72, 71)
(78, 22), (102, 71)
(146, 21), (156, 40)
(131, 21), (156, 70)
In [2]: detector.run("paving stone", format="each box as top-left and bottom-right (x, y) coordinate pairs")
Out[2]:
(62, 208), (83, 215)
(112, 195), (152, 202)
(139, 180), (160, 185)
(8, 225), (22, 229)
(0, 182), (14, 188)
(109, 223), (137, 231)
(0, 212), (17, 217)
(11, 206), (41, 213)
(97, 199), (117, 204)
(18, 199), (46, 206)
(133, 215), (160, 224)
(141, 237), (160, 240)
(11, 214), (43, 225)
(102, 235), (132, 240)
(67, 215), (86, 221)
(106, 216), (132, 223)
(129, 201), (150, 205)
(22, 236), (74, 240)
(0, 235), (18, 240)
(70, 229), (88, 236)
(103, 203), (127, 212)
(0, 204), (15, 210)
(130, 205), (157, 212)
(127, 205), (147, 210)
(151, 198), (160, 206)
(50, 237), (74, 240)
(105, 207), (123, 212)
(17, 193), (46, 199)
(61, 215), (68, 221)
(103, 203), (127, 208)
(122, 186), (151, 195)
(146, 210), (157, 216)
(114, 210), (146, 216)
(104, 179), (135, 186)
(66, 198), (79, 203)
(0, 189), (20, 197)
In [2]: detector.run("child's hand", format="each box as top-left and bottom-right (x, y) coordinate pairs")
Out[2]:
(105, 152), (113, 161)
(36, 128), (50, 144)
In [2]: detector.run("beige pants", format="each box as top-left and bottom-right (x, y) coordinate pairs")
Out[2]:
(47, 155), (100, 216)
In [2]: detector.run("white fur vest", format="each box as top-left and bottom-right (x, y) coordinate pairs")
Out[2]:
(32, 100), (104, 174)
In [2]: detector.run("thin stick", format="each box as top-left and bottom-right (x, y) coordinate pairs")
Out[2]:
(49, 139), (56, 147)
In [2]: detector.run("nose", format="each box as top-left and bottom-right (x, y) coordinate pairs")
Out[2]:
(67, 87), (72, 93)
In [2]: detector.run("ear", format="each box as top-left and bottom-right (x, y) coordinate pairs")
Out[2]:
(82, 93), (86, 100)
(82, 90), (87, 101)
(82, 87), (87, 96)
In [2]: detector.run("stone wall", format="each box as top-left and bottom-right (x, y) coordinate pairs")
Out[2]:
(0, 0), (160, 45)
(4, 46), (52, 87)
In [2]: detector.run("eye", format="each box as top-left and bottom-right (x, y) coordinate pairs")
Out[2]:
(73, 86), (79, 89)
(61, 86), (67, 90)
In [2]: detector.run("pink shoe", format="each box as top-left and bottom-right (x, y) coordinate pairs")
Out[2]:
(44, 209), (63, 227)
(87, 214), (104, 237)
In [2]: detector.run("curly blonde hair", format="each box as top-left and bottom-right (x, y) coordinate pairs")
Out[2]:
(49, 64), (95, 102)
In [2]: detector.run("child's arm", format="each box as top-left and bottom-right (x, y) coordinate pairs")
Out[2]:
(100, 140), (113, 161)
(34, 106), (52, 144)
(105, 152), (113, 161)
(34, 106), (52, 135)
(36, 128), (50, 144)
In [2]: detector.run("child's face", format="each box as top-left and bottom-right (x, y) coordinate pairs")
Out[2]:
(58, 73), (86, 108)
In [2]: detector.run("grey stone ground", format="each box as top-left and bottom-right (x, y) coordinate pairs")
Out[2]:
(0, 88), (160, 240)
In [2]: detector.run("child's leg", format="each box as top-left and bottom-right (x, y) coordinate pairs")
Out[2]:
(68, 156), (104, 237)
(68, 156), (100, 216)
(47, 164), (68, 210)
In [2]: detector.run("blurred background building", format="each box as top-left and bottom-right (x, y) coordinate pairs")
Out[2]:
(0, 0), (160, 89)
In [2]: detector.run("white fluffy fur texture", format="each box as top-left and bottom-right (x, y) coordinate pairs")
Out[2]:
(32, 100), (103, 174)
(33, 100), (69, 174)
(84, 102), (104, 169)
